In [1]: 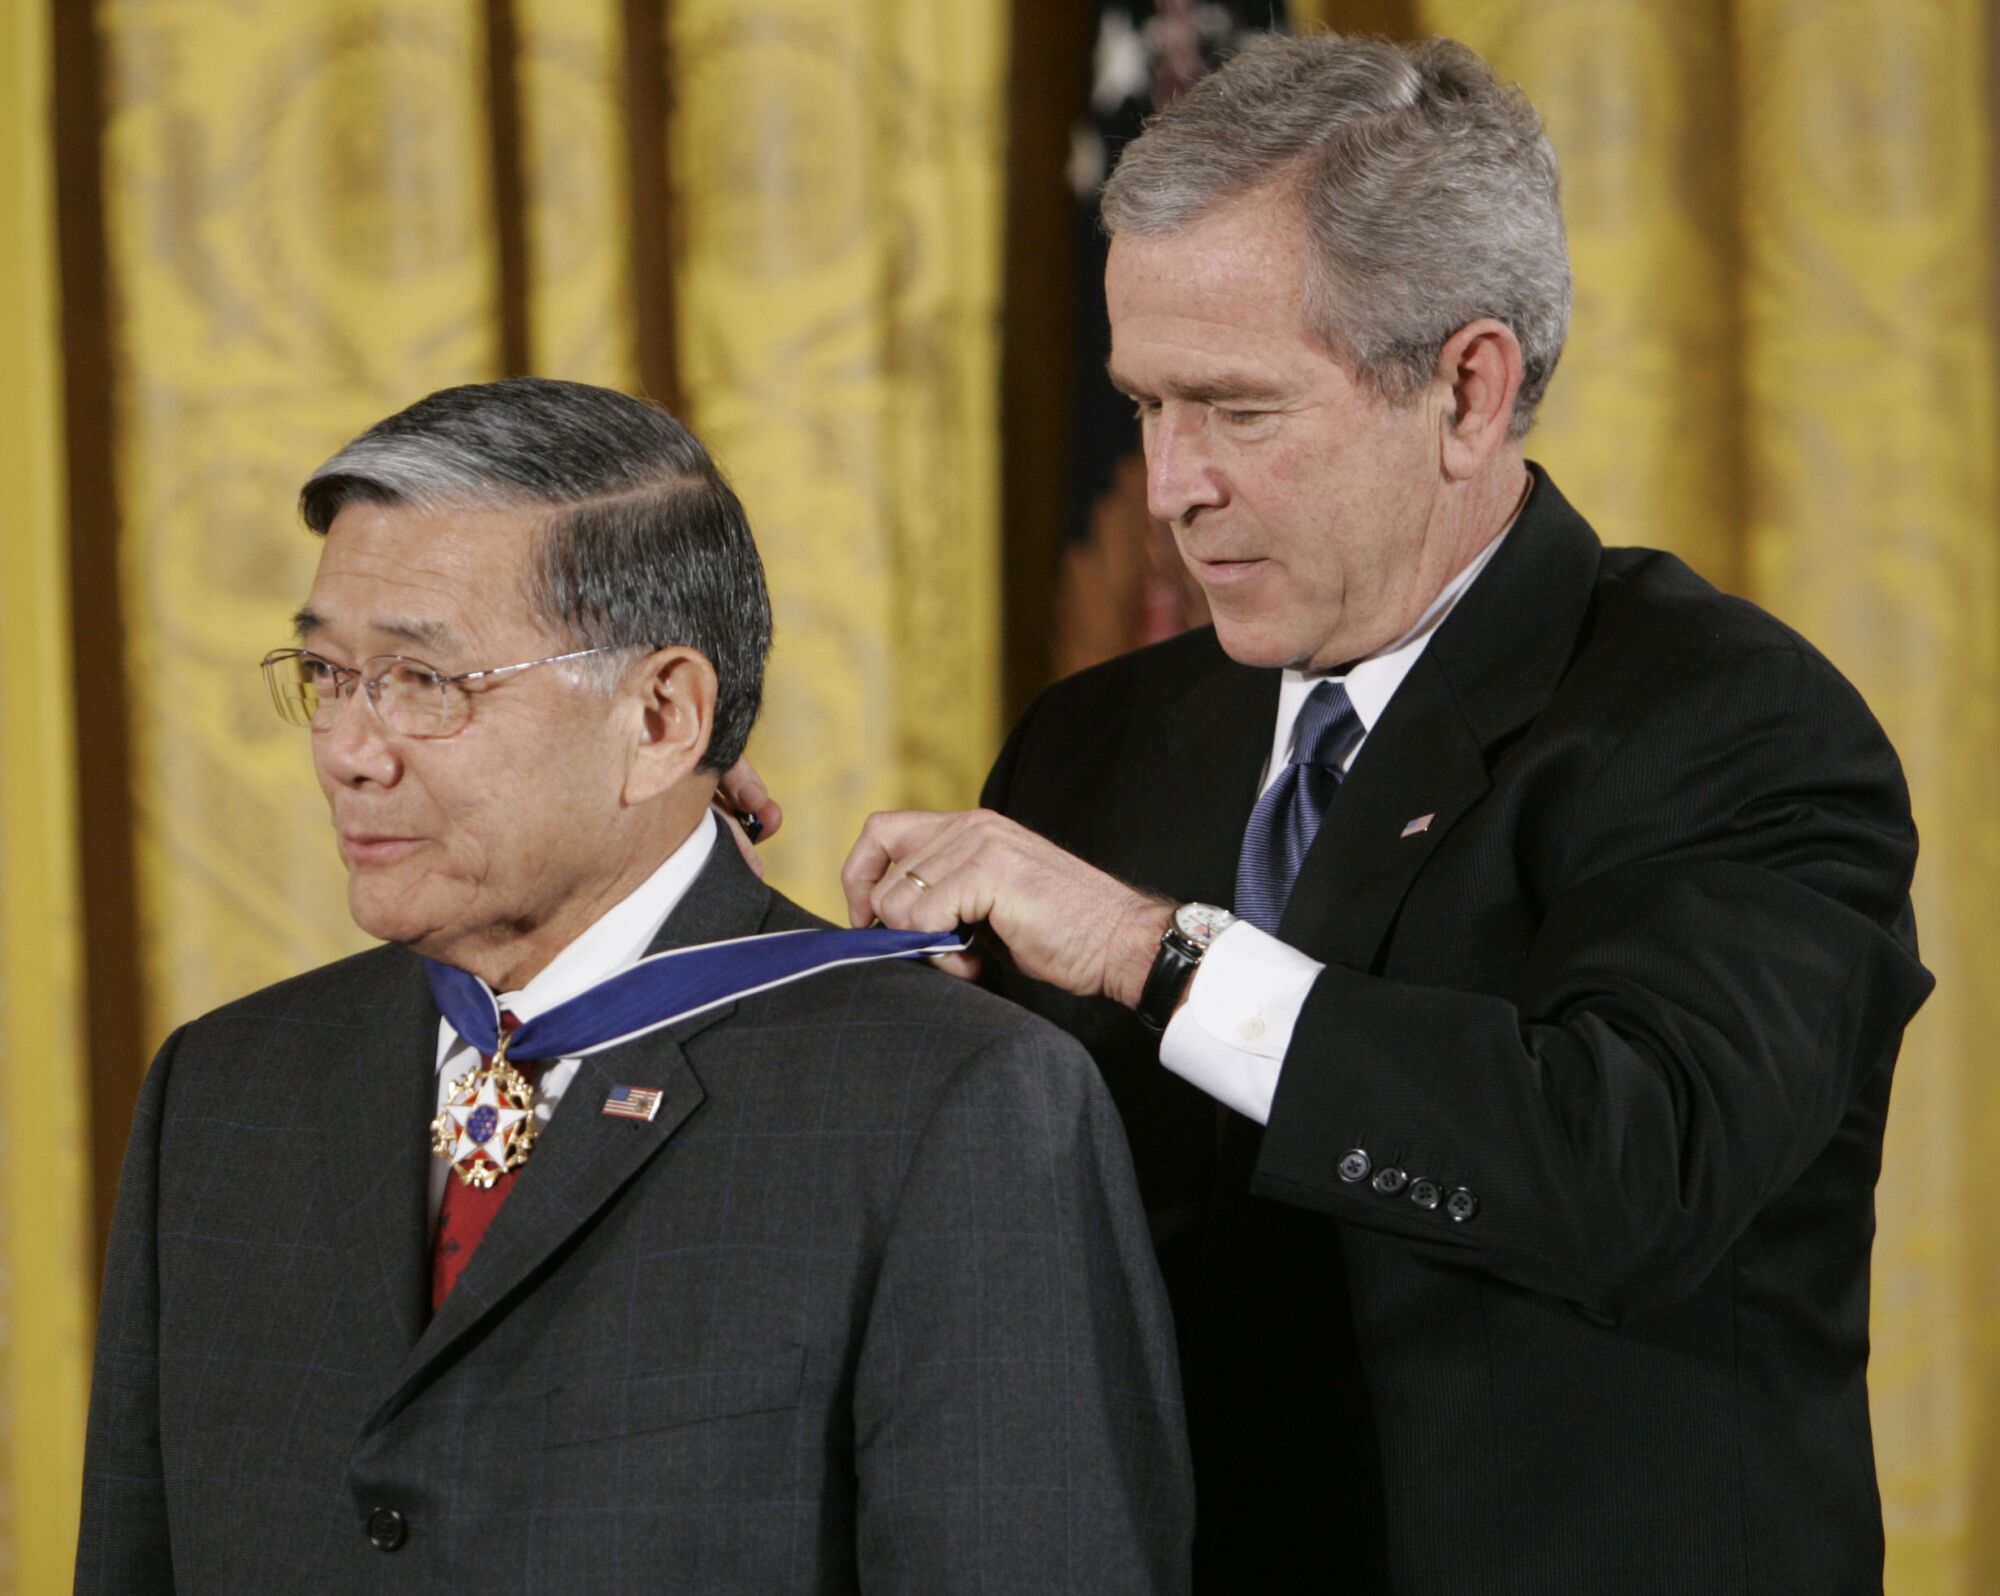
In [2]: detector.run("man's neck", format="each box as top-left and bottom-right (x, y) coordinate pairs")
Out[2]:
(1430, 453), (1530, 592)
(443, 797), (714, 991)
(497, 818), (720, 1009)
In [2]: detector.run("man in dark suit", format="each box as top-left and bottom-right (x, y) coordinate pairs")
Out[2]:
(842, 34), (1933, 1594)
(76, 378), (1192, 1593)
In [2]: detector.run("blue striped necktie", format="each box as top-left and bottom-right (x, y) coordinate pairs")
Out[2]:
(1234, 679), (1364, 933)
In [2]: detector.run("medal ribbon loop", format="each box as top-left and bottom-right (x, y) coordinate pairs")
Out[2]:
(425, 925), (967, 1063)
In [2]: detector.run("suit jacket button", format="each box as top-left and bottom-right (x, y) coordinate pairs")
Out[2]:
(1371, 1166), (1408, 1195)
(1337, 1149), (1372, 1183)
(367, 1507), (407, 1551)
(1446, 1187), (1479, 1223)
(1408, 1177), (1442, 1211)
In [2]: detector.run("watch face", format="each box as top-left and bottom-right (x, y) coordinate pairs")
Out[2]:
(1174, 902), (1236, 949)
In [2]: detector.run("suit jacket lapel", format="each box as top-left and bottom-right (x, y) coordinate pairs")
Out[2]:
(1278, 656), (1491, 969)
(1280, 468), (1602, 972)
(362, 834), (777, 1434)
(1143, 650), (1275, 904)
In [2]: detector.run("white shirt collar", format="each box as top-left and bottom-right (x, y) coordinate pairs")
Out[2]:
(1263, 520), (1514, 788)
(460, 815), (718, 1053)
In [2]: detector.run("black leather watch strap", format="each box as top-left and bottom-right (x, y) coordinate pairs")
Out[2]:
(1136, 924), (1202, 1032)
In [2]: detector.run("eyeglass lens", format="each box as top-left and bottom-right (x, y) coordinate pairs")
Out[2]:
(264, 654), (464, 737)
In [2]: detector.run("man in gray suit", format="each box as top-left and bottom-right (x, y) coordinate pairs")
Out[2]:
(76, 378), (1192, 1594)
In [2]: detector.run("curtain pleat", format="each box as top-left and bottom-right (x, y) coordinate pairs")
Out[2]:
(669, 0), (1005, 912)
(1735, 5), (2000, 1589)
(0, 0), (92, 1585)
(517, 0), (641, 386)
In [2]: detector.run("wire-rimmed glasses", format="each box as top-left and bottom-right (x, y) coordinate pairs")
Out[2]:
(260, 646), (614, 738)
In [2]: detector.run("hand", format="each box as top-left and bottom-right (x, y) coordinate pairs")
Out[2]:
(842, 809), (1173, 1004)
(712, 758), (783, 879)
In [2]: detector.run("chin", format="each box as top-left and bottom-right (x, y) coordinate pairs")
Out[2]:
(345, 880), (443, 951)
(1211, 615), (1315, 672)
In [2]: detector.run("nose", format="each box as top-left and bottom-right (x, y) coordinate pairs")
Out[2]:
(1143, 406), (1226, 526)
(314, 683), (401, 789)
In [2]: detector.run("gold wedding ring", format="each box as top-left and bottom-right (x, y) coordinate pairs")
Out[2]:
(904, 869), (931, 892)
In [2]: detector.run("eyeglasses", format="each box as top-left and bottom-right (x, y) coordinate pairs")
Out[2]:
(260, 645), (615, 738)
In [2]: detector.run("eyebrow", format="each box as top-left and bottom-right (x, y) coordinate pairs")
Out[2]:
(1104, 360), (1286, 406)
(291, 608), (456, 653)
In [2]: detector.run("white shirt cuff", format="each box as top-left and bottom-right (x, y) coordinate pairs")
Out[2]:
(1158, 920), (1325, 1124)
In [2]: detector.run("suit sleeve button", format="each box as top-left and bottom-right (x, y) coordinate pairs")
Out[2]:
(1371, 1166), (1408, 1195)
(1446, 1187), (1479, 1222)
(1408, 1177), (1442, 1211)
(1337, 1149), (1372, 1183)
(367, 1507), (407, 1551)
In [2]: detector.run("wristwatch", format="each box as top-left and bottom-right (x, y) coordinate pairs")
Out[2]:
(1136, 903), (1238, 1032)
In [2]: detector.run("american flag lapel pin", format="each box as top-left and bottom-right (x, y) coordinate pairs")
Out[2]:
(1400, 813), (1435, 838)
(602, 1084), (664, 1123)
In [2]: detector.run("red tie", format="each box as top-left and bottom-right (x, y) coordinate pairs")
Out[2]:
(431, 1011), (538, 1310)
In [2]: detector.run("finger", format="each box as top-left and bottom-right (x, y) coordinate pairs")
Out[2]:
(717, 757), (768, 814)
(926, 948), (983, 982)
(841, 810), (961, 927)
(713, 804), (766, 880)
(717, 760), (782, 845)
(840, 821), (899, 927)
(869, 837), (998, 937)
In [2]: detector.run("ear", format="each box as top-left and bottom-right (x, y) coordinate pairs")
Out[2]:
(619, 647), (719, 807)
(1432, 318), (1524, 481)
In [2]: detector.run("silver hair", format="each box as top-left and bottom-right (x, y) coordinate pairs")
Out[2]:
(1101, 33), (1572, 437)
(299, 377), (771, 771)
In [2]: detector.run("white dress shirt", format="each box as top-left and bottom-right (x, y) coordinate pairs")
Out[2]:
(1158, 526), (1512, 1123)
(428, 818), (717, 1225)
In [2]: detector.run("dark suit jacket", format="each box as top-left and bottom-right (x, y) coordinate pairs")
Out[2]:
(76, 838), (1193, 1594)
(981, 471), (1932, 1594)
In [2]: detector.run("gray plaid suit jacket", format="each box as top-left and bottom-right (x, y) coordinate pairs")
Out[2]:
(77, 837), (1193, 1593)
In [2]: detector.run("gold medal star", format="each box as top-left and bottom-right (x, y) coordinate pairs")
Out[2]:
(450, 1075), (530, 1167)
(432, 1061), (538, 1186)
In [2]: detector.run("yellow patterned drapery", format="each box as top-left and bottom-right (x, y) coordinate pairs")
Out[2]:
(1414, 3), (2000, 1588)
(0, 2), (93, 1585)
(516, 0), (641, 387)
(670, 0), (1007, 894)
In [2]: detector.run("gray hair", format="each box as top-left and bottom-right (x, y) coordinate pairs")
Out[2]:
(1101, 33), (1571, 436)
(300, 377), (771, 771)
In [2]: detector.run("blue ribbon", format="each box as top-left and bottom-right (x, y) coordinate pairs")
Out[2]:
(425, 925), (966, 1061)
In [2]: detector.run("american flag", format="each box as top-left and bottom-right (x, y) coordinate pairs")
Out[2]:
(601, 1084), (663, 1123)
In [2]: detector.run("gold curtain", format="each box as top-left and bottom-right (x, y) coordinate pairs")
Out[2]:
(670, 0), (1006, 886)
(517, 0), (640, 386)
(0, 2), (93, 1586)
(1408, 3), (2000, 1589)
